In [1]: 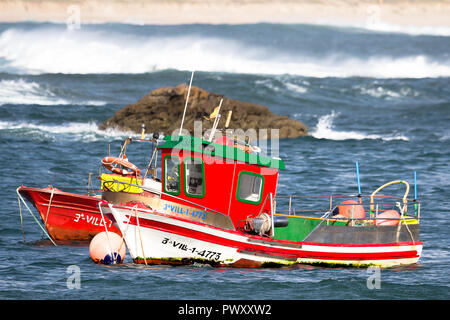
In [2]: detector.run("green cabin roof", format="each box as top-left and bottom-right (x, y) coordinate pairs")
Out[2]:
(157, 135), (285, 170)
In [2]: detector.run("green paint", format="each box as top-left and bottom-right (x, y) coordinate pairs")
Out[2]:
(158, 135), (285, 170)
(273, 215), (347, 242)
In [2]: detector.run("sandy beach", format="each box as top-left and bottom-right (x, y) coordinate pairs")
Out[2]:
(0, 0), (450, 28)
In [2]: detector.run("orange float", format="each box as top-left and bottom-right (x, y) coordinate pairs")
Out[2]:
(335, 200), (366, 219)
(375, 210), (401, 226)
(102, 156), (141, 176)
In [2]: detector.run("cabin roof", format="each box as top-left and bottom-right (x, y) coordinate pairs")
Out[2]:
(157, 135), (285, 170)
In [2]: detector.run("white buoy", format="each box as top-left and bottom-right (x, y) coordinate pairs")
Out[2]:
(89, 231), (126, 264)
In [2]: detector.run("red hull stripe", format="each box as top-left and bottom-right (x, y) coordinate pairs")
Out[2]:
(111, 204), (420, 248)
(302, 240), (422, 248)
(125, 214), (419, 261)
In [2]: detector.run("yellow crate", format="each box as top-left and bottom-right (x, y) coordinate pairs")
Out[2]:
(100, 173), (143, 193)
(401, 216), (419, 225)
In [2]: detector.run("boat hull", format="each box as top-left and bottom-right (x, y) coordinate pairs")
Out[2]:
(104, 203), (422, 268)
(19, 186), (121, 241)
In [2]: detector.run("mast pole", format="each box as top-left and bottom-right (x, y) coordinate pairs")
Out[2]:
(179, 70), (195, 136)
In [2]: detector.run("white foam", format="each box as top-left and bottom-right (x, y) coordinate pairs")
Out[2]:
(314, 17), (450, 37)
(439, 132), (450, 142)
(310, 111), (409, 141)
(1, 27), (449, 78)
(360, 22), (450, 37)
(255, 79), (308, 95)
(0, 120), (134, 142)
(284, 82), (308, 94)
(0, 79), (106, 106)
(355, 84), (419, 100)
(0, 79), (67, 105)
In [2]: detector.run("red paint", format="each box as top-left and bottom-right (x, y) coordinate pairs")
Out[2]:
(19, 186), (121, 241)
(159, 148), (279, 229)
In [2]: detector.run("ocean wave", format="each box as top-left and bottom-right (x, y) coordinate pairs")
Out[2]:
(358, 22), (450, 37)
(0, 79), (106, 106)
(255, 79), (308, 94)
(1, 27), (449, 78)
(0, 120), (133, 142)
(310, 111), (409, 141)
(318, 19), (450, 37)
(353, 83), (420, 100)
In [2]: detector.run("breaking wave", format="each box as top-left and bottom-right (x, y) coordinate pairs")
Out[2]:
(0, 79), (106, 106)
(0, 120), (133, 142)
(310, 111), (409, 141)
(1, 27), (450, 78)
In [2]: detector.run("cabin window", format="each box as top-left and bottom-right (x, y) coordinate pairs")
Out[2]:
(236, 171), (264, 205)
(164, 155), (181, 195)
(184, 157), (205, 198)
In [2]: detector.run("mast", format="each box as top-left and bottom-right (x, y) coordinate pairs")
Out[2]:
(179, 71), (195, 136)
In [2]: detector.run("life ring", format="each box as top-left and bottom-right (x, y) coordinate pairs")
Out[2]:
(102, 156), (141, 176)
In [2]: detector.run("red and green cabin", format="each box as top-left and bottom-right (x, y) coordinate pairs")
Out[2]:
(157, 135), (284, 229)
(155, 135), (419, 247)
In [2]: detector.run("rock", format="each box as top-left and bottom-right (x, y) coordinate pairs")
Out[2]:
(98, 84), (307, 139)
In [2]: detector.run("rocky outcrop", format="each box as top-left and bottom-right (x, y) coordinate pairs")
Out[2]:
(99, 84), (307, 139)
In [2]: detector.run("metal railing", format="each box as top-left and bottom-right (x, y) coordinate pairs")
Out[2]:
(274, 193), (421, 222)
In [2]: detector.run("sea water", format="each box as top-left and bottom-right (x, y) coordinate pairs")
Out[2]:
(0, 22), (449, 300)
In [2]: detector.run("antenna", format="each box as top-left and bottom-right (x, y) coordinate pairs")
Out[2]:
(414, 171), (418, 216)
(179, 70), (195, 136)
(355, 161), (362, 203)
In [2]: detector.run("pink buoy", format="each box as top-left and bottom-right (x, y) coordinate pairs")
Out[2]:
(375, 210), (401, 226)
(89, 231), (126, 264)
(335, 200), (365, 219)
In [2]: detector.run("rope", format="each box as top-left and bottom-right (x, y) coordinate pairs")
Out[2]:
(396, 202), (416, 247)
(143, 144), (159, 181)
(98, 202), (118, 263)
(134, 205), (147, 266)
(16, 187), (57, 246)
(302, 210), (334, 242)
(43, 186), (55, 228)
(116, 205), (132, 260)
(17, 193), (26, 243)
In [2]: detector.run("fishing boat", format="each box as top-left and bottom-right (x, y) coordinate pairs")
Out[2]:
(16, 135), (162, 242)
(99, 133), (422, 268)
(17, 185), (109, 241)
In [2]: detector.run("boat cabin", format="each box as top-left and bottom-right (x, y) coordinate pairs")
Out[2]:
(157, 135), (285, 229)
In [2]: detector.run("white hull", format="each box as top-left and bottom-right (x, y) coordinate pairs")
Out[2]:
(103, 203), (422, 268)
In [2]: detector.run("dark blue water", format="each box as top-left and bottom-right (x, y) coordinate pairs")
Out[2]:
(0, 22), (449, 300)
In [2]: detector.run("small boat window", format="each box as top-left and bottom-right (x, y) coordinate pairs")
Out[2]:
(184, 157), (204, 198)
(164, 155), (181, 195)
(236, 172), (264, 205)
